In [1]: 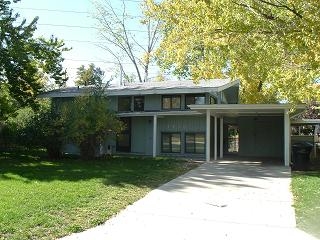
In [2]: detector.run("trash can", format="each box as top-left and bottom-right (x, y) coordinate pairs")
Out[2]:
(291, 142), (313, 170)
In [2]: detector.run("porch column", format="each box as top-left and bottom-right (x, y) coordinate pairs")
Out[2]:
(214, 115), (218, 161)
(153, 115), (157, 158)
(284, 109), (290, 166)
(220, 117), (224, 159)
(206, 109), (211, 162)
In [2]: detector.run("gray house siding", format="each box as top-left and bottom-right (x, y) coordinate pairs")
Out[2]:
(238, 116), (284, 158)
(131, 117), (153, 154)
(145, 95), (161, 111)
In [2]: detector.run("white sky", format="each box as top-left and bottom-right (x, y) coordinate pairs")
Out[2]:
(12, 0), (160, 86)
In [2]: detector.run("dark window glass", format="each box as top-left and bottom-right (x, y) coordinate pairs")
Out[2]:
(134, 96), (144, 111)
(118, 97), (131, 112)
(162, 95), (181, 110)
(161, 133), (181, 153)
(185, 95), (205, 109)
(116, 118), (131, 152)
(185, 133), (205, 153)
(210, 96), (217, 104)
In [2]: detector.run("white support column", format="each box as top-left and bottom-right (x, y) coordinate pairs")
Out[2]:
(214, 116), (218, 161)
(206, 109), (211, 162)
(153, 115), (157, 158)
(220, 117), (224, 159)
(284, 110), (290, 166)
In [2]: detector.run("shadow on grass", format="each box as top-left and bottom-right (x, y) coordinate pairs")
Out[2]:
(0, 149), (195, 189)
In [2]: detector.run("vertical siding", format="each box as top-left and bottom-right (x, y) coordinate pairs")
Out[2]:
(131, 117), (153, 154)
(145, 95), (161, 111)
(108, 96), (117, 111)
(238, 116), (284, 158)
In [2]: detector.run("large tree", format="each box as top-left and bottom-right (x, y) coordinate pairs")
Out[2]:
(147, 0), (320, 103)
(93, 0), (160, 84)
(0, 0), (68, 119)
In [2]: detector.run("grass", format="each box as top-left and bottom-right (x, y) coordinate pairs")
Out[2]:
(291, 170), (320, 239)
(0, 150), (199, 240)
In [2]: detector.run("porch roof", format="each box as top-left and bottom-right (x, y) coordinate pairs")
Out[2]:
(189, 104), (306, 117)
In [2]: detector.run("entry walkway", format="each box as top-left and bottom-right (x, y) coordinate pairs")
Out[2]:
(62, 160), (316, 240)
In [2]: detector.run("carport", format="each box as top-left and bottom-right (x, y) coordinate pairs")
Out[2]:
(189, 104), (305, 166)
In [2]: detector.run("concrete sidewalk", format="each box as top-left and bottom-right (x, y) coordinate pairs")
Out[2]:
(61, 160), (317, 240)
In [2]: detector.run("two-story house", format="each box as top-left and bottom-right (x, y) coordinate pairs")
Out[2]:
(41, 79), (304, 166)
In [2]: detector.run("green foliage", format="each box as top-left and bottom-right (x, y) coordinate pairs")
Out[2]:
(292, 171), (320, 239)
(147, 0), (320, 103)
(0, 0), (69, 118)
(0, 150), (198, 239)
(61, 95), (123, 159)
(75, 63), (105, 86)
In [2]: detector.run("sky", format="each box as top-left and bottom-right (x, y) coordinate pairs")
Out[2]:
(12, 0), (159, 86)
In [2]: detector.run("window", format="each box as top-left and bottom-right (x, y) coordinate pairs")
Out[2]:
(162, 95), (181, 110)
(210, 96), (217, 104)
(134, 96), (144, 111)
(116, 118), (131, 152)
(185, 133), (205, 153)
(185, 94), (205, 109)
(118, 97), (131, 112)
(161, 133), (181, 153)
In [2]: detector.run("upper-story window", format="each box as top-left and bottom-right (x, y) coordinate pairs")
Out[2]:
(185, 94), (205, 109)
(162, 95), (181, 110)
(134, 96), (144, 111)
(118, 96), (131, 112)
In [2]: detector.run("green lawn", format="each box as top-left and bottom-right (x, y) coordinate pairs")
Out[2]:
(291, 170), (320, 239)
(0, 150), (199, 240)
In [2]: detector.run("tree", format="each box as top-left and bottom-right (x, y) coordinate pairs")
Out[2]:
(93, 0), (160, 84)
(61, 93), (123, 159)
(75, 63), (105, 86)
(147, 0), (320, 103)
(0, 0), (69, 119)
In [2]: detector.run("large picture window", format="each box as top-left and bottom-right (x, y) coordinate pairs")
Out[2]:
(118, 96), (131, 112)
(162, 95), (181, 110)
(161, 133), (181, 153)
(134, 96), (144, 111)
(185, 133), (205, 154)
(185, 94), (205, 109)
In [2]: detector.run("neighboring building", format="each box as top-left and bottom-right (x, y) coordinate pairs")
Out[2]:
(40, 79), (305, 166)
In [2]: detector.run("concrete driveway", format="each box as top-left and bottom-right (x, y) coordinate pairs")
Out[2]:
(62, 160), (317, 240)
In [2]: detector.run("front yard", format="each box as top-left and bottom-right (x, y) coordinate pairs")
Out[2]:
(292, 170), (320, 239)
(0, 150), (198, 240)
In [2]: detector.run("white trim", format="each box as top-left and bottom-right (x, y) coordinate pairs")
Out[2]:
(153, 115), (157, 158)
(214, 116), (217, 160)
(291, 119), (320, 124)
(189, 104), (305, 117)
(220, 117), (224, 159)
(284, 110), (290, 166)
(117, 110), (202, 118)
(206, 110), (211, 162)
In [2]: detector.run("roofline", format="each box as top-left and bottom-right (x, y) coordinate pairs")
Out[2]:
(291, 119), (320, 125)
(216, 79), (240, 92)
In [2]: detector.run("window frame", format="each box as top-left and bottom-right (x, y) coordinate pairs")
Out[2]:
(118, 96), (132, 112)
(161, 132), (181, 153)
(162, 95), (181, 110)
(134, 96), (144, 112)
(185, 132), (205, 154)
(185, 94), (206, 109)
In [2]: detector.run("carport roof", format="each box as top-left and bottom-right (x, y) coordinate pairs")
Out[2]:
(189, 104), (306, 117)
